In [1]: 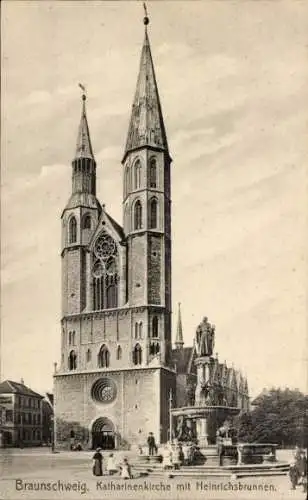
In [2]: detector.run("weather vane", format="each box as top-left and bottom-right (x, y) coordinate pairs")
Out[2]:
(143, 2), (149, 26)
(78, 83), (86, 100)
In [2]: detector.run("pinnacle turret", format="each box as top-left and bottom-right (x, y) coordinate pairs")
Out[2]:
(175, 302), (184, 349)
(123, 16), (169, 162)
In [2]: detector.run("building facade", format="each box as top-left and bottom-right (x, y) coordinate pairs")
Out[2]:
(0, 380), (43, 447)
(54, 15), (176, 449)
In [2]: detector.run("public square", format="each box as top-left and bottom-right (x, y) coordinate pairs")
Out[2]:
(0, 448), (305, 500)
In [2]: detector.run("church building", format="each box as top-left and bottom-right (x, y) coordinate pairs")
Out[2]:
(54, 12), (249, 450)
(54, 13), (179, 449)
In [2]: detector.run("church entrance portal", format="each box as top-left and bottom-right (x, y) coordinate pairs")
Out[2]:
(91, 417), (115, 450)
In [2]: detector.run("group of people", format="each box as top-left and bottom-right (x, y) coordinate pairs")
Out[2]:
(161, 440), (199, 470)
(289, 447), (307, 492)
(92, 449), (132, 479)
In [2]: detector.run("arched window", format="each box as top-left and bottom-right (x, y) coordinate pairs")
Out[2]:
(125, 166), (130, 196)
(149, 158), (157, 188)
(134, 160), (141, 189)
(86, 348), (91, 362)
(139, 322), (143, 339)
(98, 344), (110, 368)
(133, 344), (142, 365)
(82, 214), (91, 230)
(150, 342), (160, 355)
(72, 331), (76, 345)
(134, 200), (142, 230)
(69, 350), (77, 370)
(68, 332), (72, 345)
(116, 345), (122, 360)
(134, 323), (138, 339)
(92, 233), (119, 311)
(149, 198), (158, 229)
(152, 316), (158, 337)
(69, 216), (77, 244)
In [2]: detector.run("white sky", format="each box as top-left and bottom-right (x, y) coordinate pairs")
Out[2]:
(1, 1), (307, 398)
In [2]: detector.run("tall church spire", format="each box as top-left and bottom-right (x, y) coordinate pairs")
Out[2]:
(75, 92), (95, 160)
(175, 302), (184, 349)
(123, 11), (169, 162)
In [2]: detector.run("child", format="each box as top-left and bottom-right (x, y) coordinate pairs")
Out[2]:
(106, 453), (118, 475)
(120, 458), (132, 479)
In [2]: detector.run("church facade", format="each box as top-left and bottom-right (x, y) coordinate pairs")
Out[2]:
(54, 15), (249, 450)
(54, 17), (177, 449)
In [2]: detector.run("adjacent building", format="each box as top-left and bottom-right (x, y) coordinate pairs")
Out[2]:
(0, 380), (43, 447)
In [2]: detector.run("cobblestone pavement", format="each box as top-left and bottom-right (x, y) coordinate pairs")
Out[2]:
(0, 449), (305, 500)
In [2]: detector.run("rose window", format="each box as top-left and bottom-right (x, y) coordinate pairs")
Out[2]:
(91, 378), (117, 404)
(94, 233), (116, 259)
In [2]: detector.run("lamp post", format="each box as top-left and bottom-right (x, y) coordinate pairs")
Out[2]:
(169, 390), (173, 443)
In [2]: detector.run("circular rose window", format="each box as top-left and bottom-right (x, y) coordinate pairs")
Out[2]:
(91, 378), (117, 404)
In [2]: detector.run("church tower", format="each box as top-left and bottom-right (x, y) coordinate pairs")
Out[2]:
(61, 93), (101, 317)
(54, 10), (176, 450)
(122, 13), (172, 366)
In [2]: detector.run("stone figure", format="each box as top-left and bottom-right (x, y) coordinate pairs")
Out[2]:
(195, 317), (215, 357)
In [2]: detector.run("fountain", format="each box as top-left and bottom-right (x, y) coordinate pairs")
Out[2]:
(171, 317), (241, 458)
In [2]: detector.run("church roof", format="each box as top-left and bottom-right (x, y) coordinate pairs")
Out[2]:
(63, 192), (102, 214)
(123, 22), (169, 162)
(104, 211), (125, 241)
(0, 380), (43, 398)
(74, 95), (95, 161)
(171, 346), (195, 374)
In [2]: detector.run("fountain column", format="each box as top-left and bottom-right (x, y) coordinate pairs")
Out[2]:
(194, 356), (211, 447)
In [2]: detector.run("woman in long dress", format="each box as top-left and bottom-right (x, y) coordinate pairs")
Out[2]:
(92, 448), (103, 476)
(162, 444), (173, 470)
(121, 458), (132, 479)
(106, 453), (118, 475)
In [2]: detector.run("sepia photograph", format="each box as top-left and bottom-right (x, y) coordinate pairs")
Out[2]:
(1, 1), (307, 498)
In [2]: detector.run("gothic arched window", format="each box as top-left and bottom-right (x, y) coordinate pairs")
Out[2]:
(125, 165), (130, 196)
(86, 348), (91, 362)
(139, 322), (143, 339)
(134, 200), (142, 230)
(82, 214), (91, 230)
(69, 216), (77, 244)
(116, 345), (122, 360)
(68, 350), (77, 370)
(92, 233), (119, 310)
(149, 158), (157, 188)
(152, 316), (158, 337)
(98, 345), (110, 368)
(134, 160), (141, 189)
(134, 323), (138, 339)
(149, 198), (158, 229)
(133, 344), (142, 365)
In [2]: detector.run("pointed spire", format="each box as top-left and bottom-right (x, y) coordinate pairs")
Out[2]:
(123, 9), (169, 162)
(175, 302), (184, 349)
(75, 89), (95, 160)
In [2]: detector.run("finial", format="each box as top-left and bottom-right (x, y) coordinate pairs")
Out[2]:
(143, 2), (149, 26)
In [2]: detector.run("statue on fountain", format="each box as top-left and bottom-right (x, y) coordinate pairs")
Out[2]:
(195, 317), (215, 357)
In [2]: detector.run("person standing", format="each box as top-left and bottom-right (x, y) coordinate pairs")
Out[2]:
(120, 458), (132, 479)
(106, 453), (118, 476)
(92, 448), (103, 476)
(298, 450), (307, 493)
(147, 432), (156, 456)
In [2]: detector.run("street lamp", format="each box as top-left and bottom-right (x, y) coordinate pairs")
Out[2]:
(169, 390), (173, 443)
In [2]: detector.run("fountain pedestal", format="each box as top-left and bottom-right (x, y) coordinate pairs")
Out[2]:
(196, 417), (208, 447)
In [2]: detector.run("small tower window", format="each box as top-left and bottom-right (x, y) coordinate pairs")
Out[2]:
(82, 214), (91, 230)
(134, 323), (138, 339)
(134, 160), (141, 189)
(86, 348), (91, 362)
(69, 216), (77, 244)
(125, 166), (130, 196)
(68, 350), (77, 370)
(149, 158), (157, 188)
(152, 316), (158, 337)
(149, 198), (158, 229)
(133, 344), (142, 365)
(116, 345), (122, 360)
(134, 200), (142, 230)
(98, 344), (110, 368)
(139, 322), (143, 339)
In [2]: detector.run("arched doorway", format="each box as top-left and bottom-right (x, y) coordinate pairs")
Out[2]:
(91, 417), (115, 450)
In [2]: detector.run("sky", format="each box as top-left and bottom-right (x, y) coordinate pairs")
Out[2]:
(1, 1), (307, 398)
